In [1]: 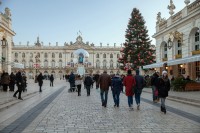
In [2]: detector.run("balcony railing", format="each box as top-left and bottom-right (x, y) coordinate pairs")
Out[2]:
(162, 58), (168, 62)
(192, 50), (200, 55)
(175, 54), (182, 59)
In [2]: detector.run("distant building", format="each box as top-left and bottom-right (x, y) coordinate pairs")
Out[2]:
(143, 0), (200, 80)
(0, 7), (16, 73)
(12, 36), (122, 78)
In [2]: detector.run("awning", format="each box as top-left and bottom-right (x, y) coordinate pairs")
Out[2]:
(12, 62), (24, 69)
(143, 62), (166, 69)
(167, 55), (200, 66)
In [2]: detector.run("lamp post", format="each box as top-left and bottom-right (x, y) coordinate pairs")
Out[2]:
(180, 64), (183, 75)
(35, 54), (39, 83)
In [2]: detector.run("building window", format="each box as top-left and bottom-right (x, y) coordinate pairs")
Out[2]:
(29, 60), (33, 68)
(37, 53), (40, 58)
(116, 63), (119, 68)
(22, 60), (26, 67)
(59, 60), (62, 68)
(22, 53), (25, 58)
(59, 53), (62, 58)
(44, 60), (48, 68)
(51, 60), (55, 68)
(96, 60), (100, 68)
(110, 54), (113, 58)
(52, 53), (55, 58)
(196, 61), (200, 78)
(103, 54), (106, 58)
(44, 53), (48, 58)
(103, 60), (106, 68)
(110, 60), (113, 68)
(177, 40), (182, 55)
(96, 54), (99, 58)
(71, 53), (74, 58)
(195, 29), (200, 51)
(30, 53), (33, 58)
(117, 54), (120, 58)
(15, 53), (18, 58)
(164, 43), (167, 59)
(178, 64), (185, 75)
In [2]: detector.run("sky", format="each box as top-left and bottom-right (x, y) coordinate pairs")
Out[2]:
(0, 0), (195, 46)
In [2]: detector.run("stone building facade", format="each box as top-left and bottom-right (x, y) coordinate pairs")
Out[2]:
(0, 7), (16, 74)
(143, 0), (200, 80)
(12, 36), (122, 79)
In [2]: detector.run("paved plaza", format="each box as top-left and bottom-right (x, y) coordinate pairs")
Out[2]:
(0, 80), (200, 133)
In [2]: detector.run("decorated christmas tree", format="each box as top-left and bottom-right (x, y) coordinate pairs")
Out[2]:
(118, 8), (155, 71)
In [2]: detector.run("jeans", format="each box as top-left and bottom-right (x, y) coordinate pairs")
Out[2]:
(100, 89), (108, 105)
(112, 91), (120, 106)
(13, 86), (22, 98)
(152, 86), (156, 101)
(161, 98), (166, 108)
(135, 92), (141, 105)
(70, 83), (75, 92)
(127, 96), (133, 107)
(85, 85), (91, 96)
(39, 86), (42, 92)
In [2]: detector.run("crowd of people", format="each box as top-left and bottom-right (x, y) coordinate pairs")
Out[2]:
(67, 69), (171, 114)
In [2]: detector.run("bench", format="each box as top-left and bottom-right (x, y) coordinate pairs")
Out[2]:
(185, 82), (200, 91)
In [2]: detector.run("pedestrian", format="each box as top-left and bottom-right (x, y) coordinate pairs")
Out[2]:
(69, 72), (75, 92)
(13, 71), (23, 100)
(151, 72), (159, 102)
(97, 71), (111, 107)
(111, 73), (123, 107)
(75, 75), (82, 96)
(50, 74), (54, 87)
(84, 74), (93, 96)
(22, 73), (27, 92)
(37, 73), (44, 92)
(94, 73), (100, 89)
(157, 71), (170, 114)
(63, 74), (65, 80)
(134, 70), (145, 110)
(9, 72), (16, 91)
(1, 72), (10, 91)
(123, 70), (136, 111)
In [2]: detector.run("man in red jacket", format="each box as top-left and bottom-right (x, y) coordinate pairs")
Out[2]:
(123, 70), (136, 111)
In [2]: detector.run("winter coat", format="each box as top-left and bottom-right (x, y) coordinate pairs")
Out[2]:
(69, 73), (75, 84)
(1, 73), (10, 85)
(151, 74), (159, 86)
(50, 75), (54, 81)
(84, 76), (93, 86)
(9, 73), (16, 86)
(16, 72), (23, 90)
(111, 76), (123, 94)
(134, 75), (144, 94)
(37, 74), (44, 86)
(158, 77), (170, 98)
(123, 75), (136, 96)
(97, 73), (111, 90)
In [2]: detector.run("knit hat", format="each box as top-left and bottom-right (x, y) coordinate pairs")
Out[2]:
(162, 71), (167, 76)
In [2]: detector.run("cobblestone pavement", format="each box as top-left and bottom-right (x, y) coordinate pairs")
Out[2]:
(0, 81), (200, 133)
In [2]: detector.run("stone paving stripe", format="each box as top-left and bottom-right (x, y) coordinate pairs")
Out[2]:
(141, 97), (200, 124)
(0, 86), (65, 133)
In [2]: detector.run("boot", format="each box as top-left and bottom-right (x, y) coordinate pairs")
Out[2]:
(161, 106), (164, 112)
(163, 107), (166, 114)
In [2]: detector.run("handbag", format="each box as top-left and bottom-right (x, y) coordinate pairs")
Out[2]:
(154, 89), (158, 96)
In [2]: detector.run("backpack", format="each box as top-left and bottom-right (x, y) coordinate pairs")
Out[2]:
(84, 76), (92, 86)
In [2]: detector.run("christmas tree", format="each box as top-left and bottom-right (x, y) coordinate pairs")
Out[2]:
(118, 8), (155, 71)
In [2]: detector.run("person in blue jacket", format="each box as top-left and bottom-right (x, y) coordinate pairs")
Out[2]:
(111, 73), (123, 107)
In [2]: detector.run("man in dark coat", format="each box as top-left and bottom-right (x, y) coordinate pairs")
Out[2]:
(94, 73), (100, 89)
(111, 73), (123, 107)
(13, 71), (23, 100)
(37, 73), (43, 92)
(50, 74), (54, 87)
(134, 69), (145, 110)
(97, 71), (111, 107)
(9, 72), (16, 91)
(69, 72), (75, 92)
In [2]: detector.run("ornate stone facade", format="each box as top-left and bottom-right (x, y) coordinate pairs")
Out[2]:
(144, 0), (200, 80)
(12, 35), (122, 79)
(0, 7), (16, 73)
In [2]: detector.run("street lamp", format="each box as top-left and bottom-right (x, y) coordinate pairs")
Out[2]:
(180, 64), (183, 75)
